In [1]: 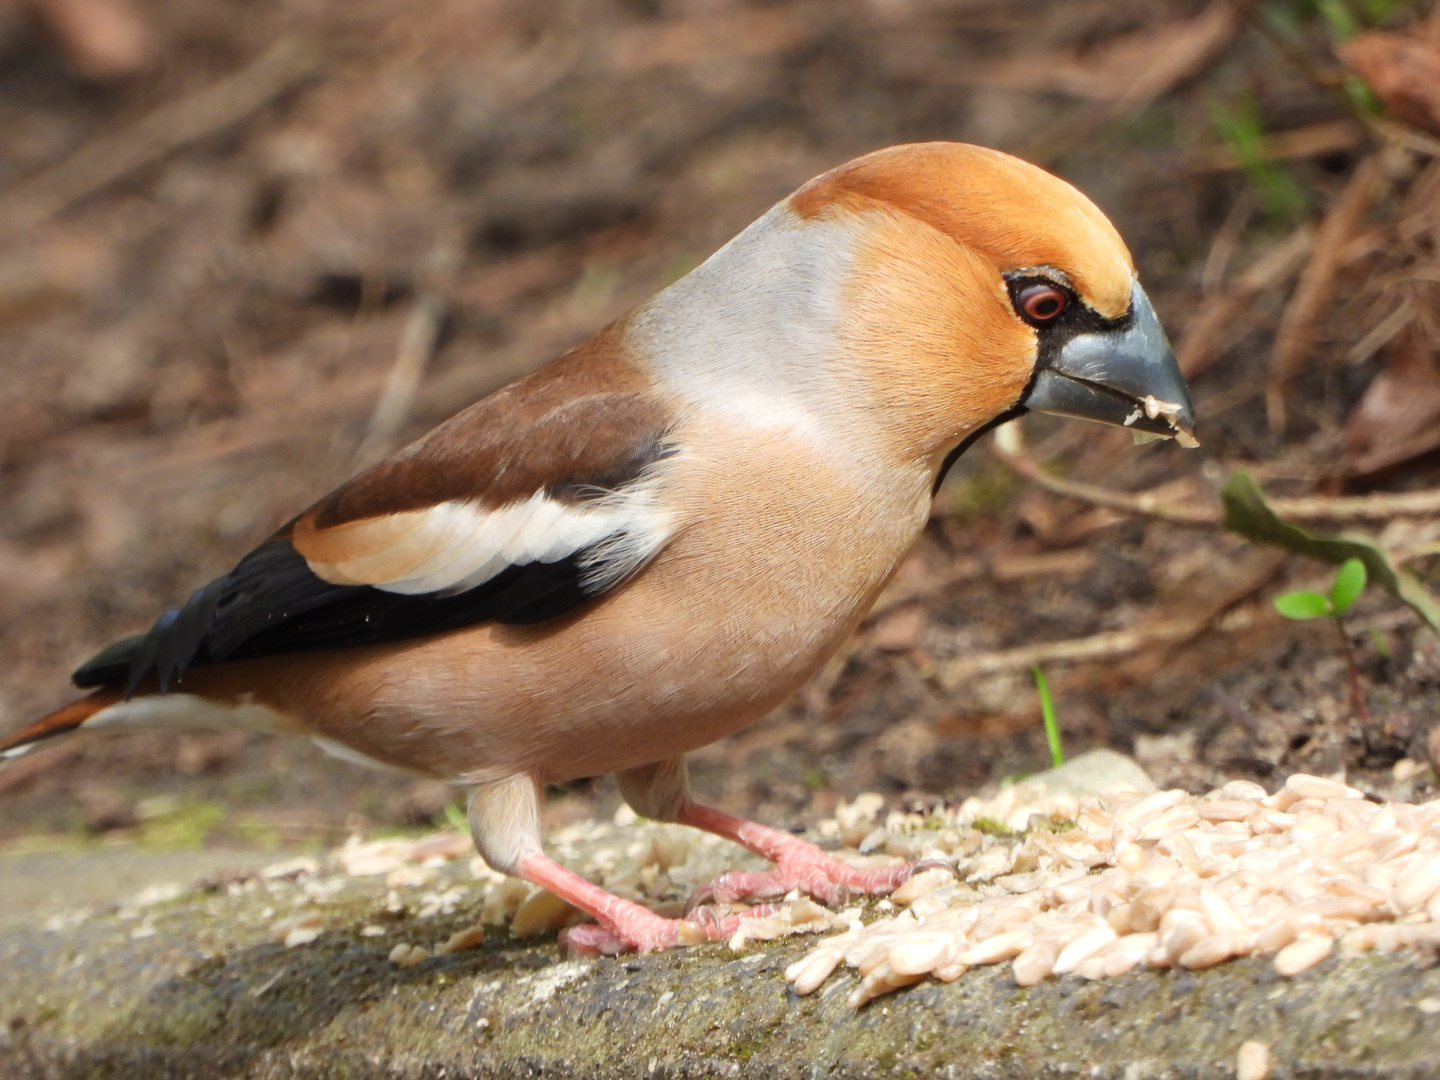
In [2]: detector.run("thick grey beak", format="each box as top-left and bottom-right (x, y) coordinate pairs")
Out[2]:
(1022, 282), (1197, 445)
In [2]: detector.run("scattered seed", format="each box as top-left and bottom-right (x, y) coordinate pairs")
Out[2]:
(1052, 925), (1117, 975)
(276, 912), (323, 948)
(1197, 800), (1253, 823)
(1012, 941), (1058, 986)
(1392, 855), (1440, 913)
(1236, 1040), (1271, 1080)
(511, 888), (579, 937)
(787, 943), (849, 996)
(956, 929), (1031, 965)
(885, 932), (948, 976)
(385, 866), (436, 889)
(1274, 934), (1333, 976)
(1100, 932), (1156, 977)
(1179, 932), (1235, 970)
(437, 924), (486, 955)
(388, 943), (430, 967)
(1283, 774), (1359, 801)
(284, 926), (323, 948)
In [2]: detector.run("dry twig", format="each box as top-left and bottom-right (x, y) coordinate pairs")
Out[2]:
(993, 434), (1218, 526)
(1267, 488), (1440, 521)
(939, 552), (1284, 689)
(940, 617), (1205, 688)
(993, 425), (1440, 525)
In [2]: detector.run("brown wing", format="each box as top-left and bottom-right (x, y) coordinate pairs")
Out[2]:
(303, 321), (672, 528)
(73, 324), (681, 693)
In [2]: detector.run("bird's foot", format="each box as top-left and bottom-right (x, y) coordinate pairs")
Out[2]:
(677, 803), (951, 908)
(689, 838), (923, 908)
(559, 903), (780, 957)
(517, 847), (782, 957)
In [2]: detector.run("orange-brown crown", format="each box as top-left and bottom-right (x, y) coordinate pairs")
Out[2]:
(789, 142), (1134, 320)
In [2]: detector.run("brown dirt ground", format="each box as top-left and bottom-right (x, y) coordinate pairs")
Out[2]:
(1, 0), (1438, 854)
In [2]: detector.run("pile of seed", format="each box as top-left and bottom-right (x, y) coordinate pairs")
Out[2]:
(787, 774), (1440, 1007)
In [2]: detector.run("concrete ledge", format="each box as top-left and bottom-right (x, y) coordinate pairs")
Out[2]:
(2, 852), (1439, 1079)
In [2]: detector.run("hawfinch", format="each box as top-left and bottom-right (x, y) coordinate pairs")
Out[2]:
(0, 143), (1195, 954)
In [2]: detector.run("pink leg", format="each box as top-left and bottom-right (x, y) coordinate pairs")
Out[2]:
(679, 803), (920, 907)
(517, 850), (775, 957)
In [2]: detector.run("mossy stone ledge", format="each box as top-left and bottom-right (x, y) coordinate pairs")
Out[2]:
(2, 848), (1439, 1079)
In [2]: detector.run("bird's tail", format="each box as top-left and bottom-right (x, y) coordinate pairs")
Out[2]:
(0, 691), (123, 763)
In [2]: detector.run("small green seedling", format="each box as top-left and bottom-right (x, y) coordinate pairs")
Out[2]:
(1274, 555), (1366, 621)
(1274, 557), (1372, 723)
(1032, 665), (1064, 769)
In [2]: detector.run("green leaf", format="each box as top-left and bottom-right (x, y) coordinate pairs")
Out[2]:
(1316, 0), (1359, 41)
(1222, 471), (1440, 632)
(1032, 665), (1063, 768)
(1329, 557), (1367, 615)
(1274, 591), (1332, 620)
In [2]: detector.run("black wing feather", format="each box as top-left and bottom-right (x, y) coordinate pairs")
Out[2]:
(72, 539), (603, 693)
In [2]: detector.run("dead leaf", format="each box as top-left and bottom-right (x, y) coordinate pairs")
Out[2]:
(1343, 323), (1440, 478)
(28, 0), (155, 79)
(1340, 29), (1440, 137)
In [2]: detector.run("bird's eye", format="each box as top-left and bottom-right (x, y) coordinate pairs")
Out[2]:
(1017, 284), (1067, 323)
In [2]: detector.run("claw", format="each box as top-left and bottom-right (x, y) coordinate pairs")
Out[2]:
(560, 923), (629, 958)
(684, 886), (717, 917)
(692, 903), (720, 929)
(911, 858), (961, 880)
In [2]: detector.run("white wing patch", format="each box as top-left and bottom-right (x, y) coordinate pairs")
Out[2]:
(302, 479), (675, 598)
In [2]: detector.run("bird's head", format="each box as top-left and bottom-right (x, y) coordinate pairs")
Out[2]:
(787, 142), (1196, 474)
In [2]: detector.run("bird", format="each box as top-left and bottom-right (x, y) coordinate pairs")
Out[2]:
(0, 142), (1195, 954)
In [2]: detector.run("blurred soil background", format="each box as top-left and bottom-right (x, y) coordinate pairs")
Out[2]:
(2, 0), (1440, 857)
